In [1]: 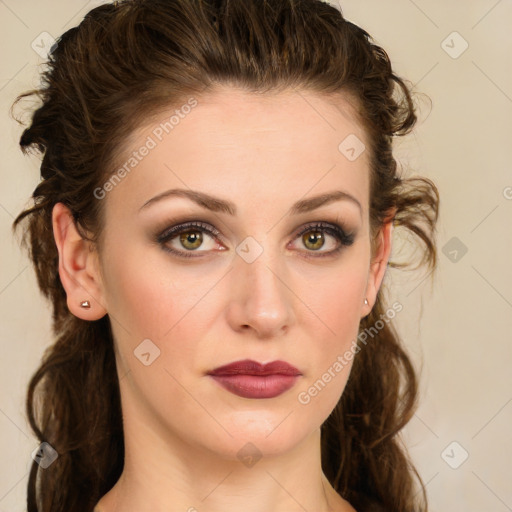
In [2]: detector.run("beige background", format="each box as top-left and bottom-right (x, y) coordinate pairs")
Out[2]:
(1, 1), (511, 510)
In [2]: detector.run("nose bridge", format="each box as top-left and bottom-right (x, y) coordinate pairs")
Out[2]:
(228, 235), (294, 335)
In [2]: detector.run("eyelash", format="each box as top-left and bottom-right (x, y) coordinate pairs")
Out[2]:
(156, 220), (355, 259)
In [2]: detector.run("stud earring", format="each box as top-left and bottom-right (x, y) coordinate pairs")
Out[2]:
(80, 300), (91, 309)
(364, 298), (368, 305)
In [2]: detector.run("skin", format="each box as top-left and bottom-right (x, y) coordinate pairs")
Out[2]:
(52, 86), (393, 512)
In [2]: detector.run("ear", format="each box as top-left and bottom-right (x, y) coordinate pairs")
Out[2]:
(52, 202), (107, 320)
(361, 209), (395, 317)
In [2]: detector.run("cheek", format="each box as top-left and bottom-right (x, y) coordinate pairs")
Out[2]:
(102, 242), (213, 342)
(293, 258), (367, 412)
(298, 254), (367, 342)
(313, 273), (364, 330)
(101, 249), (211, 422)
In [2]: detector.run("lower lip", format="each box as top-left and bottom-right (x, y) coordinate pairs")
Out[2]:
(209, 374), (300, 399)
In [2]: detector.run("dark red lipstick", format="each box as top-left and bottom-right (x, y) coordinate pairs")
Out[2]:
(207, 359), (301, 399)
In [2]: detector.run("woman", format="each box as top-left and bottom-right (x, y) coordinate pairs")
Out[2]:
(11, 0), (439, 511)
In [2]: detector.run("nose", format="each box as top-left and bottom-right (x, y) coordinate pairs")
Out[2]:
(225, 245), (296, 339)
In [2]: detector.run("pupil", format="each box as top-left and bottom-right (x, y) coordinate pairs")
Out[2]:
(181, 231), (202, 249)
(306, 231), (323, 250)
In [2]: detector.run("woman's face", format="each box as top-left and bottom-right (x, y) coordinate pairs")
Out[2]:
(88, 87), (390, 460)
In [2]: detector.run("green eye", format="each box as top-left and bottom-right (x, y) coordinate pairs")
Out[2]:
(178, 230), (204, 251)
(157, 221), (355, 259)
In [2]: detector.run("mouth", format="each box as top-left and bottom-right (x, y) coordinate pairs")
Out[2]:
(207, 359), (302, 399)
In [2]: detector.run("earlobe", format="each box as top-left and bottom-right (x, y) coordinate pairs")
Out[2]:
(361, 211), (395, 317)
(52, 202), (107, 321)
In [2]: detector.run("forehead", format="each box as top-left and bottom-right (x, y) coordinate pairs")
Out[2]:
(102, 86), (370, 221)
(168, 85), (366, 151)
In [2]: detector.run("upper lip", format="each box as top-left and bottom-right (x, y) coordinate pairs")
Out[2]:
(208, 359), (301, 376)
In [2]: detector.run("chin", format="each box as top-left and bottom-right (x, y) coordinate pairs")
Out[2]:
(199, 411), (315, 462)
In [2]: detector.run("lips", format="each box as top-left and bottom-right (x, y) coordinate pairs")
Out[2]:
(207, 359), (301, 399)
(209, 359), (301, 376)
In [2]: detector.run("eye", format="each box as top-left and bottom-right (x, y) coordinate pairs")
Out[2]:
(156, 220), (355, 259)
(157, 221), (223, 258)
(290, 222), (355, 258)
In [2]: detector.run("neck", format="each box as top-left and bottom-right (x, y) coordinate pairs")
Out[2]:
(95, 416), (353, 512)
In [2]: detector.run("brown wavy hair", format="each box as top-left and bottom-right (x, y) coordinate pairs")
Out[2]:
(11, 0), (439, 510)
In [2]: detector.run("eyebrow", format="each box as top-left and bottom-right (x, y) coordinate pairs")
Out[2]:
(139, 188), (362, 217)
